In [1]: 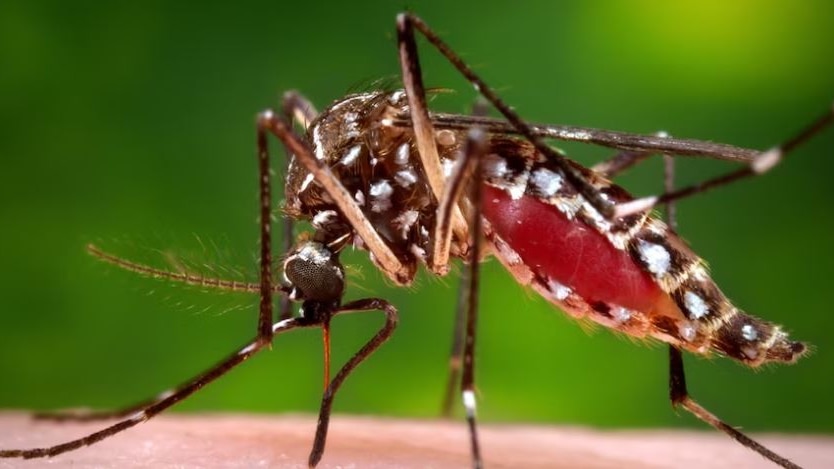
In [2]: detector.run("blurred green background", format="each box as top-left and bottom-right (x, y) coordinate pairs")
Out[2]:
(1, 0), (833, 438)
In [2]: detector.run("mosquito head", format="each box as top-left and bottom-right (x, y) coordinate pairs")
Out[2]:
(282, 241), (345, 308)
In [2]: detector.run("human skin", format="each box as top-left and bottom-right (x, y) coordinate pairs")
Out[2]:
(0, 413), (832, 468)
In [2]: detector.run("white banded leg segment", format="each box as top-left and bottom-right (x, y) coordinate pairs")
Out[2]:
(462, 389), (478, 419)
(127, 410), (149, 423)
(751, 147), (782, 174)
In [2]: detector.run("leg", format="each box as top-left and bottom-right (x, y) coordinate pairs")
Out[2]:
(432, 129), (491, 465)
(617, 106), (833, 217)
(425, 113), (761, 163)
(441, 100), (490, 418)
(459, 130), (488, 468)
(441, 266), (468, 417)
(0, 317), (304, 458)
(256, 112), (276, 343)
(668, 348), (800, 469)
(661, 157), (800, 469)
(396, 15), (469, 274)
(308, 298), (399, 467)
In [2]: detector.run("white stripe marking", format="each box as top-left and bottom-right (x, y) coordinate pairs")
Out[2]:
(395, 143), (410, 165)
(741, 324), (759, 341)
(683, 291), (709, 319)
(299, 173), (315, 192)
(339, 145), (362, 166)
(751, 147), (782, 174)
(272, 318), (295, 333)
(156, 390), (176, 401)
(530, 167), (563, 197)
(637, 240), (671, 277)
(312, 125), (326, 161)
(462, 389), (477, 418)
(239, 342), (259, 356)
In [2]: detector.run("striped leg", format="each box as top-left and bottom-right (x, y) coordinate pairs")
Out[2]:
(396, 14), (469, 276)
(416, 122), (490, 463)
(441, 99), (490, 418)
(661, 156), (801, 469)
(0, 317), (302, 459)
(459, 130), (489, 469)
(617, 106), (833, 217)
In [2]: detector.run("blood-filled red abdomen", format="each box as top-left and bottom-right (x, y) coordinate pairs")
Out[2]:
(482, 185), (664, 313)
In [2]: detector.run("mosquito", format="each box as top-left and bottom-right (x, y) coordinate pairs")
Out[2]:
(2, 12), (831, 469)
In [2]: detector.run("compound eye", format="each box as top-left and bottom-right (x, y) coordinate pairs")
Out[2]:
(282, 242), (345, 302)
